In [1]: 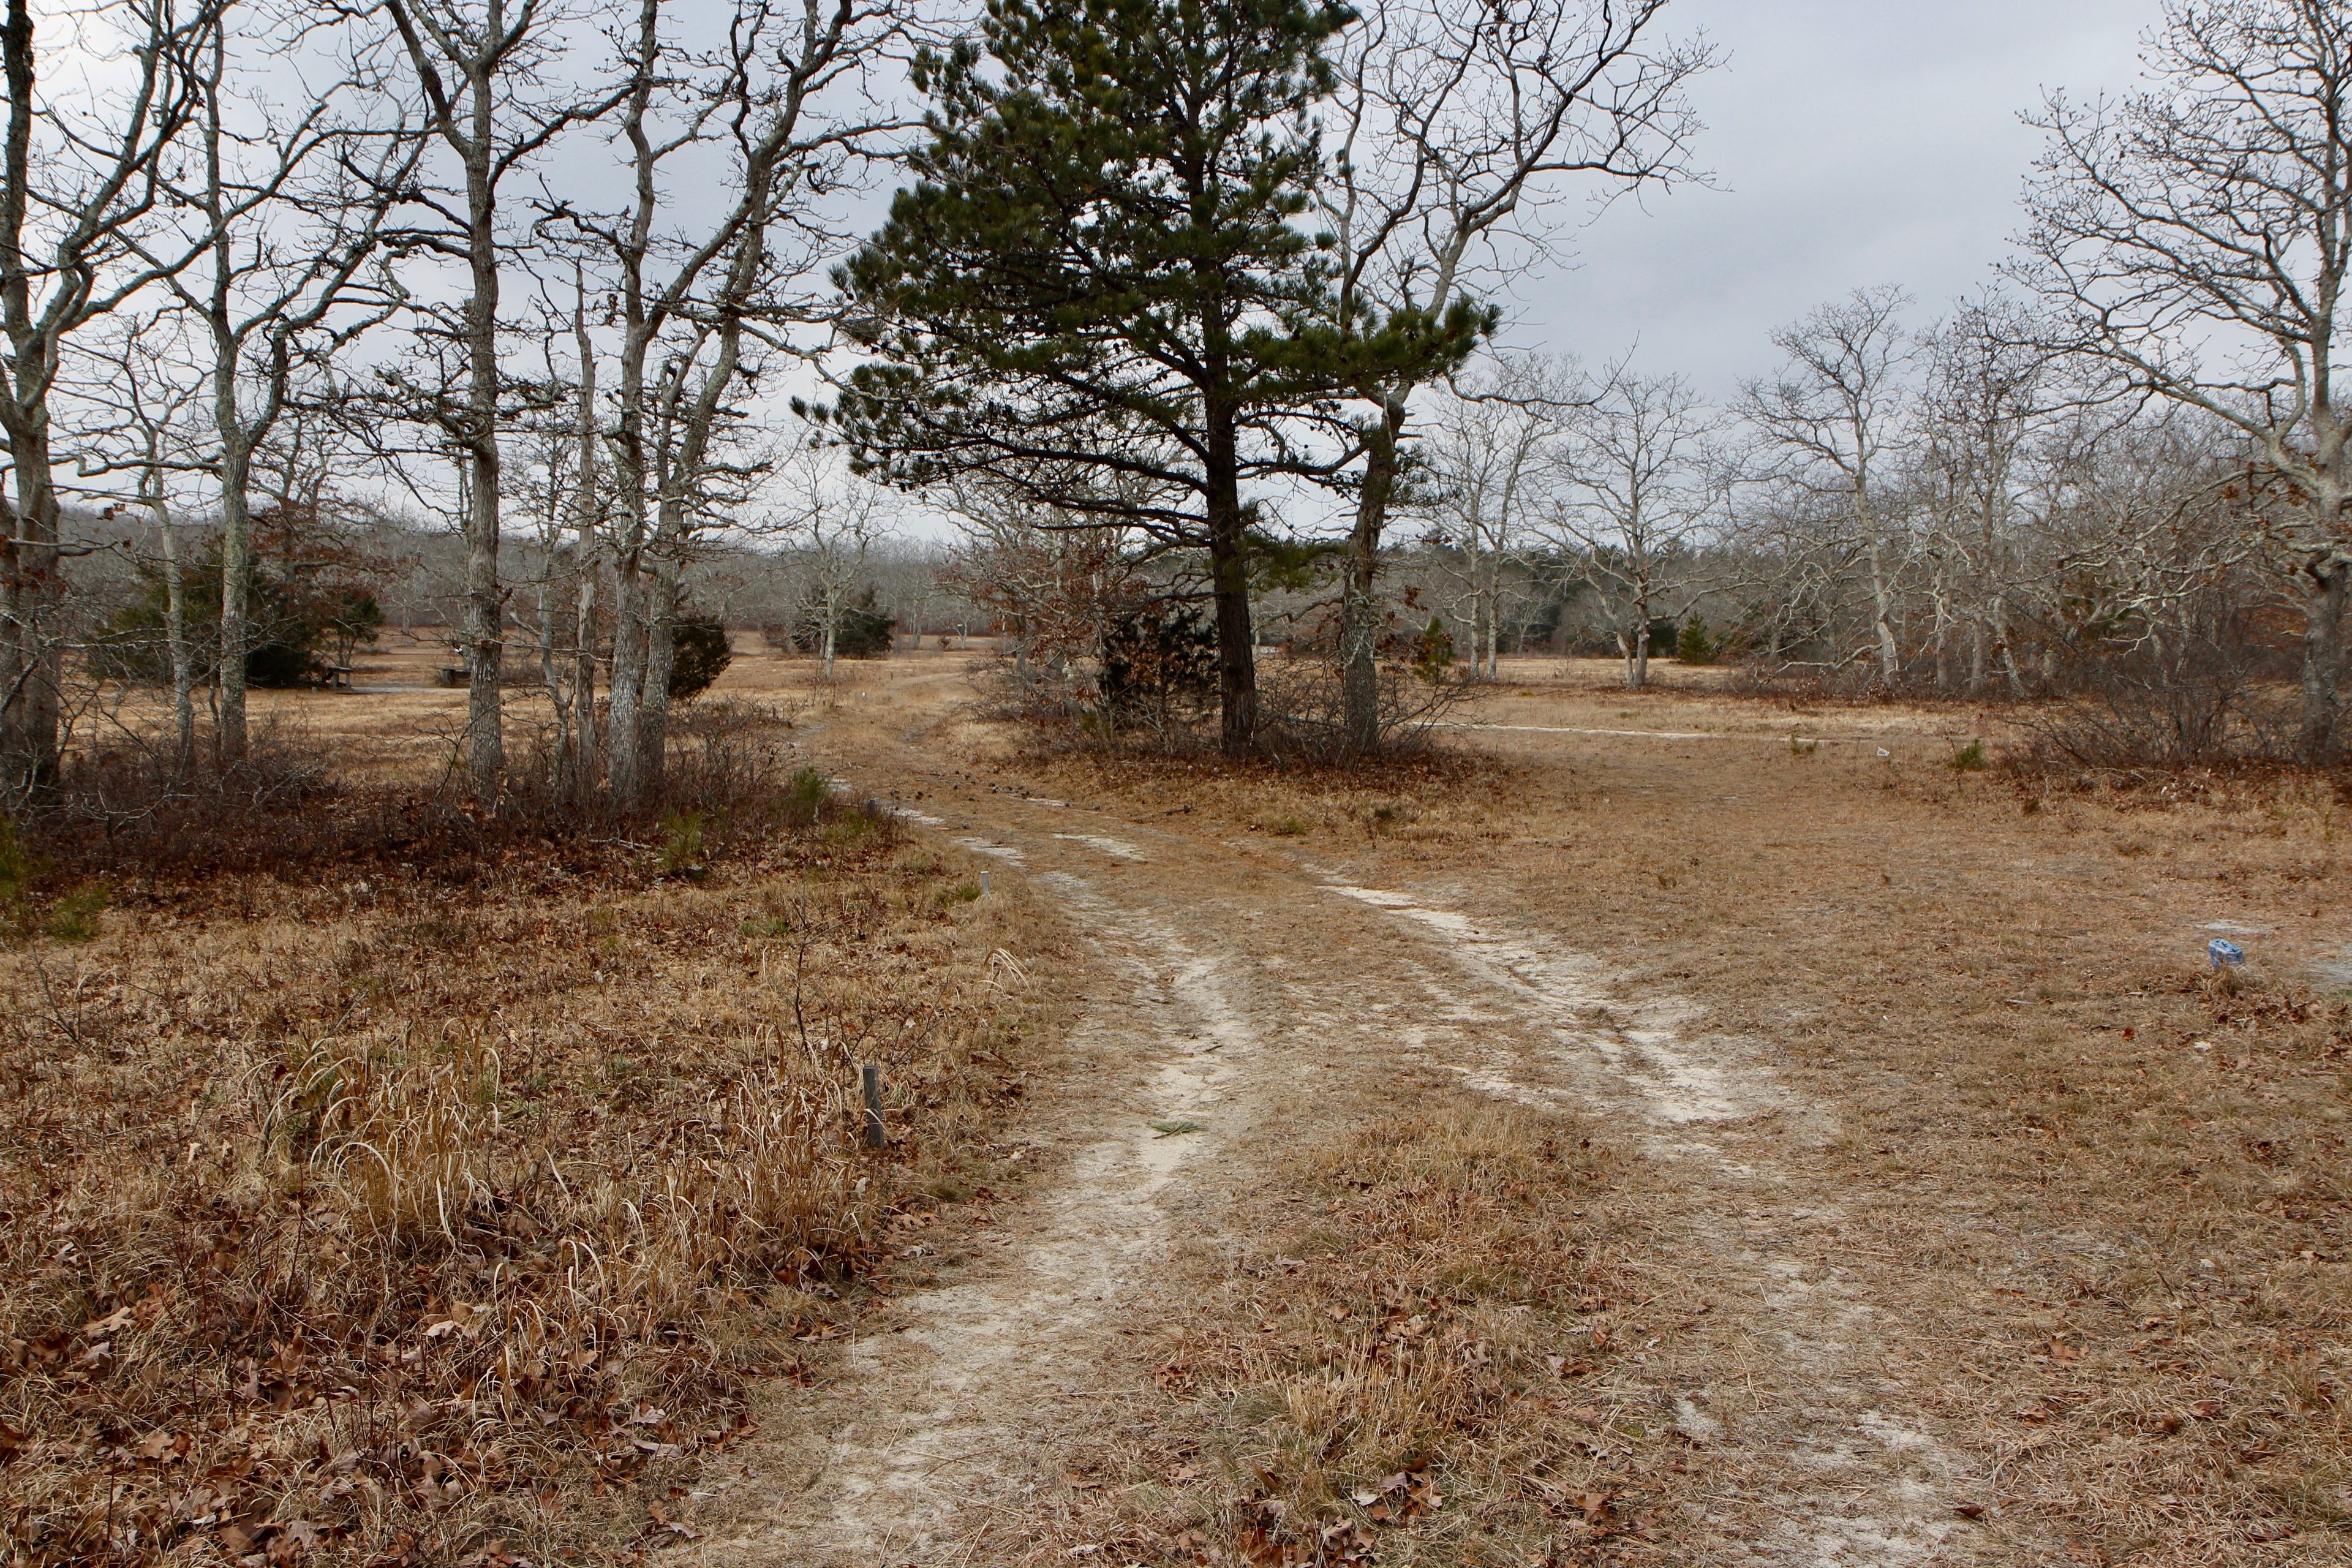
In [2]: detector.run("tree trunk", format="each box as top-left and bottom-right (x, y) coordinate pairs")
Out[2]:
(1204, 412), (1256, 755)
(638, 554), (679, 799)
(1992, 594), (2025, 697)
(1340, 410), (1400, 755)
(570, 554), (600, 802)
(605, 554), (647, 807)
(460, 85), (503, 804)
(0, 0), (55, 796)
(1930, 570), (1954, 693)
(215, 434), (254, 761)
(1207, 515), (1256, 754)
(0, 413), (59, 796)
(146, 485), (195, 772)
(1627, 573), (1653, 692)
(1475, 566), (1496, 680)
(535, 571), (566, 775)
(2299, 552), (2349, 765)
(1867, 538), (1900, 687)
(569, 293), (600, 802)
(820, 581), (838, 680)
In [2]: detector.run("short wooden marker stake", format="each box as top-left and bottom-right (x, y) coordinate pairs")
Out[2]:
(861, 1064), (884, 1148)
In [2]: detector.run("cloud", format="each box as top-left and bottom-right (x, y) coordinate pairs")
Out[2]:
(1509, 0), (2162, 393)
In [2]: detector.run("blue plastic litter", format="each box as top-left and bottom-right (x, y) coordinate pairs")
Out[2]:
(2209, 938), (2245, 970)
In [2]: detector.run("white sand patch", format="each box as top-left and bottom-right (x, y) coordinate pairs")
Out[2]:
(1323, 883), (1768, 1125)
(707, 875), (1254, 1567)
(1052, 832), (1147, 861)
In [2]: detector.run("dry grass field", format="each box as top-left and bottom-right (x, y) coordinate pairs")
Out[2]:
(979, 658), (2351, 1567)
(4, 641), (2348, 1567)
(1, 640), (1079, 1567)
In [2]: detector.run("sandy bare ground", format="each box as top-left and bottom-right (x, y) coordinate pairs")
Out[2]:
(674, 663), (2214, 1567)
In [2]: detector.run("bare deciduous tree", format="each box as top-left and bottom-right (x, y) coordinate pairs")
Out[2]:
(567, 0), (914, 805)
(1916, 298), (2062, 697)
(1547, 369), (1721, 690)
(378, 0), (627, 801)
(1417, 356), (1580, 679)
(149, 23), (416, 761)
(774, 439), (891, 681)
(72, 311), (206, 768)
(2013, 0), (2352, 761)
(1738, 286), (1916, 688)
(0, 0), (218, 793)
(1317, 0), (1713, 748)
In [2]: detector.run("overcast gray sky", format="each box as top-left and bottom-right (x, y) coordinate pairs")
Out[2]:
(1511, 0), (2166, 396)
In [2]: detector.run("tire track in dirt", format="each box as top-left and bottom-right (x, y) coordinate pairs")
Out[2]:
(685, 829), (1282, 1567)
(692, 701), (2024, 1565)
(1303, 874), (1991, 1566)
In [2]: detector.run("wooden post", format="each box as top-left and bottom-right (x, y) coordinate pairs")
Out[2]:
(861, 1063), (884, 1148)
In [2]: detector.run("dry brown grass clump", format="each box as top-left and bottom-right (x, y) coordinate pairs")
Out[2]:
(0, 786), (1069, 1567)
(1031, 1101), (1666, 1567)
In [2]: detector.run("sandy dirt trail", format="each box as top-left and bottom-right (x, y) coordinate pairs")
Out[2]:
(685, 673), (2033, 1566)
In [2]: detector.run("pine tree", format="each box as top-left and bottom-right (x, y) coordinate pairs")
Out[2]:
(828, 0), (1352, 754)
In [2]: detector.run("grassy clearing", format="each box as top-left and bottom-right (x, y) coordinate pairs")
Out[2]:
(993, 674), (2352, 1565)
(0, 775), (1068, 1567)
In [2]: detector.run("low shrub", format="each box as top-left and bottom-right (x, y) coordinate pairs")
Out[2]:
(667, 611), (736, 699)
(91, 538), (383, 690)
(1100, 604), (1220, 732)
(41, 881), (108, 943)
(23, 703), (805, 889)
(1676, 616), (1717, 665)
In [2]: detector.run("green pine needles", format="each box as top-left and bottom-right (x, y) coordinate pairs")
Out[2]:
(825, 0), (1471, 756)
